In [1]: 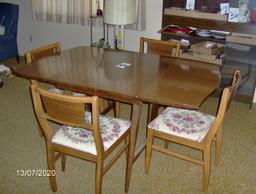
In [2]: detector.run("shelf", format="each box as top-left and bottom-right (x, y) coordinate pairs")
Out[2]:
(180, 52), (222, 65)
(226, 35), (256, 46)
(158, 25), (191, 38)
(162, 15), (256, 35)
(160, 31), (227, 44)
(164, 8), (227, 22)
(161, 0), (256, 108)
(159, 25), (227, 44)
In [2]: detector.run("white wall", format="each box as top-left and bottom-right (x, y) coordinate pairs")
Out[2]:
(1, 0), (162, 54)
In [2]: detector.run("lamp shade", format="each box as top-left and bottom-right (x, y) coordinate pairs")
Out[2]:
(104, 0), (136, 25)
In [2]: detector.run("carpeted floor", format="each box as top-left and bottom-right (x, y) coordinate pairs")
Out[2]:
(0, 58), (256, 194)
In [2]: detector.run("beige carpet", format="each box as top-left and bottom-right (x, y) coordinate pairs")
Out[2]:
(0, 59), (256, 194)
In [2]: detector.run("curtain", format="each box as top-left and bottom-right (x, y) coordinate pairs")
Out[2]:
(32, 0), (146, 31)
(32, 0), (91, 25)
(127, 0), (146, 31)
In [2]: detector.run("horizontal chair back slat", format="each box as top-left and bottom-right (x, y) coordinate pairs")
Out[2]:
(140, 37), (181, 58)
(41, 96), (85, 126)
(25, 42), (60, 64)
(35, 86), (97, 130)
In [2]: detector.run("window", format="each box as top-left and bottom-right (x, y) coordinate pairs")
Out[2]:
(32, 0), (91, 25)
(32, 0), (146, 31)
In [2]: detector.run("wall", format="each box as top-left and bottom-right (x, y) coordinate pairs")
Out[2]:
(0, 0), (162, 54)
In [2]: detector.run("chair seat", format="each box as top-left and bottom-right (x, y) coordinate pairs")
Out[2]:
(52, 112), (131, 155)
(148, 107), (215, 142)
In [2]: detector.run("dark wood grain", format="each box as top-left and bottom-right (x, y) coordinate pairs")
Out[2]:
(14, 46), (220, 109)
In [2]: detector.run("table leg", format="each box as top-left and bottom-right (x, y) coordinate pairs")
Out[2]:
(132, 103), (160, 164)
(125, 101), (142, 193)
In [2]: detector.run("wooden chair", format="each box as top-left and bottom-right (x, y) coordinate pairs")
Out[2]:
(26, 43), (65, 137)
(139, 37), (181, 124)
(25, 42), (65, 94)
(26, 43), (119, 137)
(30, 81), (131, 194)
(25, 42), (61, 64)
(145, 70), (241, 191)
(140, 37), (181, 58)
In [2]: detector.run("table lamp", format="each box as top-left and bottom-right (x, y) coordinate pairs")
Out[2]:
(104, 0), (136, 50)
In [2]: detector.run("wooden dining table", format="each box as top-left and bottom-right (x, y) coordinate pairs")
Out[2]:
(14, 46), (220, 192)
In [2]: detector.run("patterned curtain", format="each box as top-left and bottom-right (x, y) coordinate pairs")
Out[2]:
(32, 0), (146, 31)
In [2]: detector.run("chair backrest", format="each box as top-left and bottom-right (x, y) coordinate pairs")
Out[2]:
(0, 3), (19, 36)
(25, 42), (61, 64)
(140, 37), (181, 58)
(205, 70), (241, 143)
(30, 81), (104, 152)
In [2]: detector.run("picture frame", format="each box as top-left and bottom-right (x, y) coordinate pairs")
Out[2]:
(220, 3), (229, 15)
(228, 7), (239, 23)
(186, 0), (195, 10)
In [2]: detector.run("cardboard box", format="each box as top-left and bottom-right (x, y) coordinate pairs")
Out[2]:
(164, 7), (228, 22)
(190, 41), (224, 55)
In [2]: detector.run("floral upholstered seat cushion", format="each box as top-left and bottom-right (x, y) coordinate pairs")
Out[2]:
(148, 107), (215, 142)
(52, 112), (131, 155)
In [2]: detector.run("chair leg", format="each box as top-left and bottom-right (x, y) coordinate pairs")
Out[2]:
(95, 160), (103, 194)
(145, 128), (154, 174)
(203, 148), (211, 191)
(124, 134), (131, 193)
(61, 153), (66, 172)
(47, 146), (57, 192)
(215, 125), (223, 166)
(124, 135), (129, 156)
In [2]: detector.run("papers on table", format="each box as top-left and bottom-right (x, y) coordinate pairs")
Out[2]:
(116, 62), (131, 69)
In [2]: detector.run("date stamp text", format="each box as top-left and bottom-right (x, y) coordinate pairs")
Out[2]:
(17, 169), (56, 177)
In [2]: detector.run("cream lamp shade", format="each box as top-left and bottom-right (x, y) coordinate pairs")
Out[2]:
(104, 0), (136, 25)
